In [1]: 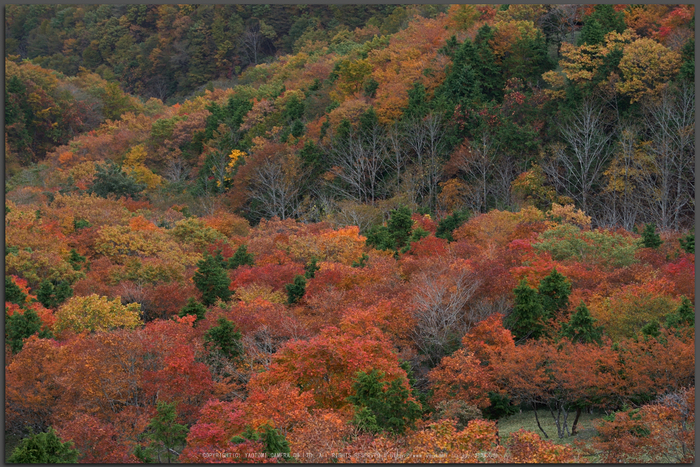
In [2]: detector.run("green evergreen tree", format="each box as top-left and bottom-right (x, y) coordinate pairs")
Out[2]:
(589, 4), (626, 35)
(365, 225), (393, 251)
(507, 279), (546, 341)
(387, 206), (414, 250)
(400, 227), (429, 253)
(231, 424), (292, 459)
(7, 308), (53, 354)
(290, 119), (305, 138)
(36, 280), (73, 308)
(7, 427), (79, 464)
(347, 369), (422, 435)
(363, 76), (379, 98)
(482, 392), (519, 420)
(578, 19), (606, 46)
(178, 297), (207, 323)
(285, 275), (306, 305)
(203, 316), (243, 361)
(351, 253), (369, 268)
(193, 252), (232, 306)
(404, 82), (430, 120)
(5, 276), (27, 305)
(679, 231), (694, 254)
(640, 320), (660, 339)
(68, 248), (86, 271)
(679, 38), (694, 83)
(304, 257), (320, 279)
(560, 302), (603, 345)
(641, 223), (662, 249)
(228, 244), (255, 269)
(473, 25), (504, 102)
(537, 268), (571, 319)
(435, 210), (469, 242)
(89, 160), (146, 200)
(665, 296), (695, 330)
(140, 402), (189, 463)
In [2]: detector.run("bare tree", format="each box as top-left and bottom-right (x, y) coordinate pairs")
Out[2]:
(410, 264), (481, 365)
(544, 99), (614, 217)
(639, 83), (695, 230)
(403, 113), (447, 211)
(599, 125), (643, 230)
(454, 132), (501, 213)
(249, 154), (308, 220)
(329, 126), (388, 204)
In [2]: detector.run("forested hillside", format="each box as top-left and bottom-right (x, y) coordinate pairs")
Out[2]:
(5, 4), (695, 463)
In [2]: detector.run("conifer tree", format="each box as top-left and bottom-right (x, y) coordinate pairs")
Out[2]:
(8, 428), (79, 464)
(228, 244), (255, 269)
(203, 316), (243, 361)
(347, 369), (422, 435)
(304, 257), (320, 279)
(285, 275), (307, 305)
(641, 223), (662, 249)
(7, 308), (53, 353)
(178, 297), (207, 323)
(507, 279), (546, 341)
(537, 268), (571, 319)
(193, 252), (232, 306)
(560, 302), (603, 345)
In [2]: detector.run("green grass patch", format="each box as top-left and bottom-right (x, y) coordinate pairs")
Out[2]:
(497, 408), (604, 461)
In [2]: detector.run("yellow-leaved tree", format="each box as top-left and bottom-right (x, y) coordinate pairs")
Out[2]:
(54, 294), (142, 334)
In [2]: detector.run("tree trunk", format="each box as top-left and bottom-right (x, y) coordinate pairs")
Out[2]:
(532, 402), (548, 439)
(571, 407), (582, 436)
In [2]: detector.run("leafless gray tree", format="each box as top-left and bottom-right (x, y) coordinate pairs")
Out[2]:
(248, 154), (308, 220)
(543, 99), (614, 218)
(638, 83), (695, 230)
(410, 263), (481, 365)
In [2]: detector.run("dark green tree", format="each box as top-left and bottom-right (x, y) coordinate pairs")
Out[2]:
(6, 308), (53, 353)
(641, 223), (662, 249)
(578, 19), (606, 46)
(435, 210), (469, 242)
(36, 280), (72, 308)
(304, 257), (320, 279)
(203, 316), (243, 361)
(482, 392), (519, 420)
(68, 248), (86, 271)
(678, 38), (694, 83)
(7, 427), (79, 464)
(665, 296), (695, 330)
(351, 253), (369, 268)
(507, 279), (546, 341)
(347, 369), (422, 435)
(537, 268), (571, 319)
(640, 320), (660, 339)
(363, 76), (379, 98)
(5, 276), (27, 305)
(387, 206), (414, 250)
(231, 424), (291, 458)
(559, 302), (603, 345)
(404, 82), (430, 120)
(178, 297), (207, 323)
(228, 244), (255, 269)
(400, 227), (429, 253)
(679, 231), (694, 254)
(138, 402), (189, 463)
(193, 252), (232, 306)
(290, 119), (305, 138)
(89, 160), (146, 200)
(365, 225), (394, 251)
(285, 275), (306, 305)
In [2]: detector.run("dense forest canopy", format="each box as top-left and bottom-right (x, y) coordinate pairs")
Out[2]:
(4, 3), (696, 464)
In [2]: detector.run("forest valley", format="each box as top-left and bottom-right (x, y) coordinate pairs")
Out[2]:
(4, 3), (695, 464)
